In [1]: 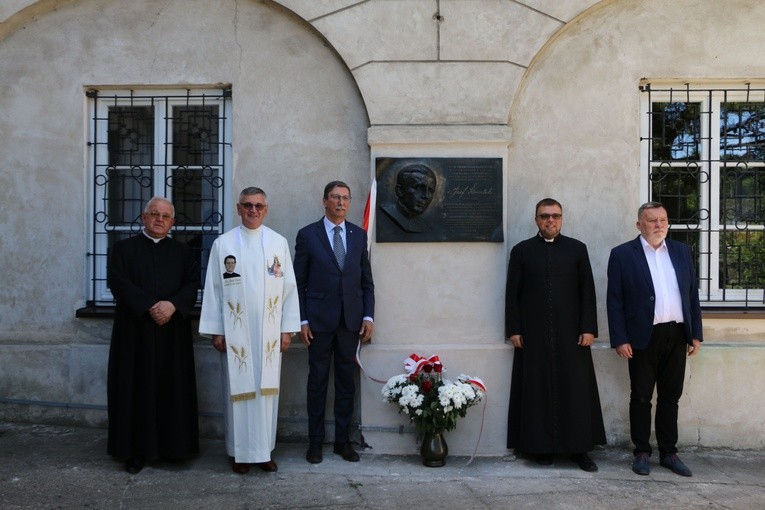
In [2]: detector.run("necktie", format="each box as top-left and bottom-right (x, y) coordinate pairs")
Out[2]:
(333, 225), (345, 269)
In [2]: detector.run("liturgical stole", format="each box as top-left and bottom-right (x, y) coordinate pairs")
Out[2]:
(218, 227), (285, 402)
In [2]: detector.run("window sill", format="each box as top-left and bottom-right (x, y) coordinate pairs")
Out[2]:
(75, 305), (202, 319)
(701, 308), (765, 319)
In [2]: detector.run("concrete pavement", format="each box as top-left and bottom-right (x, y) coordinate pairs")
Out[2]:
(1, 421), (763, 509)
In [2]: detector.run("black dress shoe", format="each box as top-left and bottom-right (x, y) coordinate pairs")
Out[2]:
(660, 454), (692, 477)
(125, 457), (144, 474)
(333, 442), (360, 462)
(535, 454), (553, 466)
(570, 453), (598, 472)
(632, 452), (650, 475)
(306, 443), (323, 464)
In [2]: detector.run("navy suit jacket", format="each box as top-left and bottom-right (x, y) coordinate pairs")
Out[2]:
(293, 218), (374, 333)
(607, 236), (703, 350)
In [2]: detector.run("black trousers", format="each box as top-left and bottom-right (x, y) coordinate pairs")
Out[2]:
(628, 321), (688, 458)
(306, 323), (357, 445)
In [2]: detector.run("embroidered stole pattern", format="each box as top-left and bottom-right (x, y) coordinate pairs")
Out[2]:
(219, 226), (284, 402)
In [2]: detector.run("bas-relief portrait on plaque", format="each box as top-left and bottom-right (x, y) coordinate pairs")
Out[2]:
(375, 157), (503, 243)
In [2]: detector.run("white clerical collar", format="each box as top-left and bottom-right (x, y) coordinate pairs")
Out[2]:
(538, 232), (556, 243)
(142, 230), (166, 243)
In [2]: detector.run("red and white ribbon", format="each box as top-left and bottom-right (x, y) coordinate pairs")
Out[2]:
(356, 348), (487, 466)
(464, 376), (486, 393)
(355, 341), (388, 384)
(464, 377), (488, 466)
(404, 353), (443, 376)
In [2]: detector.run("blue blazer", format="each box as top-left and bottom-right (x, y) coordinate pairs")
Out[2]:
(294, 218), (375, 333)
(607, 236), (703, 350)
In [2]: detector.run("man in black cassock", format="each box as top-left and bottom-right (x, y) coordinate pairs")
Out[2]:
(505, 198), (606, 472)
(107, 197), (200, 473)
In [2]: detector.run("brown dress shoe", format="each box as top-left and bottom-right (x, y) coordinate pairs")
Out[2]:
(255, 459), (278, 472)
(231, 458), (250, 474)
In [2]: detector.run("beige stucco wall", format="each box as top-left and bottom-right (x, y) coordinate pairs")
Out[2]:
(0, 0), (369, 437)
(1, 0), (763, 456)
(357, 0), (765, 453)
(502, 0), (765, 450)
(0, 0), (370, 325)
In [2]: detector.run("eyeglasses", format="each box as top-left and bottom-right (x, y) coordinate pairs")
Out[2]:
(238, 202), (268, 211)
(145, 211), (173, 221)
(537, 213), (562, 220)
(328, 194), (352, 202)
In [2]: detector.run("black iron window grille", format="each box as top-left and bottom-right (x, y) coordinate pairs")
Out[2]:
(84, 87), (232, 307)
(641, 82), (765, 308)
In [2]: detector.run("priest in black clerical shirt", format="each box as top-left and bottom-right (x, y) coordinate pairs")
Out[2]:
(505, 198), (606, 472)
(107, 197), (200, 474)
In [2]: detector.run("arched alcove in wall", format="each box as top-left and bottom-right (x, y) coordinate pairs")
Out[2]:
(0, 0), (372, 438)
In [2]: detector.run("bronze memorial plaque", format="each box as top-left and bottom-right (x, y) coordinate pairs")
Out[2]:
(375, 157), (503, 243)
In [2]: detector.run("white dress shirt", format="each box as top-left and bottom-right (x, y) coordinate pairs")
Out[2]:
(640, 236), (684, 325)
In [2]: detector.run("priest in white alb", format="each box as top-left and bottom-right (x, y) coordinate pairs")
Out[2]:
(199, 187), (300, 474)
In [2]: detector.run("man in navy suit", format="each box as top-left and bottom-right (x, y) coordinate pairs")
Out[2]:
(607, 201), (703, 477)
(294, 181), (375, 464)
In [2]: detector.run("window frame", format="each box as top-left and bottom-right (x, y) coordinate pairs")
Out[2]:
(640, 82), (765, 308)
(83, 87), (233, 308)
